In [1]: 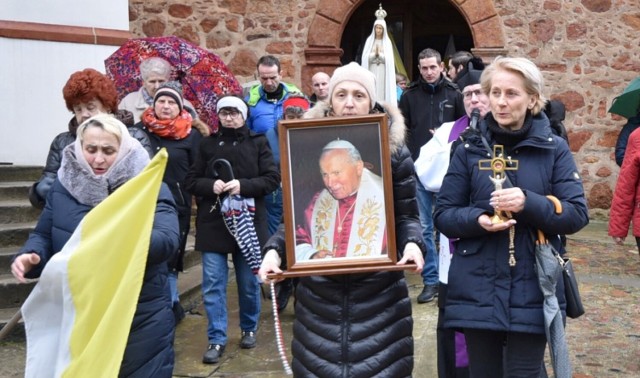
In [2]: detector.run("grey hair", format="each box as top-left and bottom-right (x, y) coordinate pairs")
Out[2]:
(139, 57), (172, 81)
(480, 56), (547, 115)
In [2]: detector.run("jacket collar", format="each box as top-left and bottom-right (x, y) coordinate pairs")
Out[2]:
(303, 101), (406, 155)
(473, 111), (557, 152)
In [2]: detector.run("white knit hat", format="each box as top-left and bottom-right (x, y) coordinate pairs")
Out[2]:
(328, 62), (377, 109)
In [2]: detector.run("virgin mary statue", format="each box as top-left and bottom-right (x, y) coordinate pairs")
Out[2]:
(361, 5), (397, 106)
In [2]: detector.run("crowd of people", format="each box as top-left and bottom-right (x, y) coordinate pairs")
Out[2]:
(16, 6), (640, 375)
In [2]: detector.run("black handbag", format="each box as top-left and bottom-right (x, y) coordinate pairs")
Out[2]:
(560, 256), (585, 319)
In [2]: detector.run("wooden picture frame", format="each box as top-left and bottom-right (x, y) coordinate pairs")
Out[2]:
(276, 113), (407, 277)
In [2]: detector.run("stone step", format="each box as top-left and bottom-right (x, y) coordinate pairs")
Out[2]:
(0, 251), (201, 307)
(183, 234), (199, 270)
(0, 200), (41, 224)
(0, 223), (34, 249)
(0, 181), (33, 201)
(0, 246), (17, 275)
(0, 246), (199, 275)
(0, 273), (36, 309)
(0, 166), (42, 183)
(0, 263), (204, 339)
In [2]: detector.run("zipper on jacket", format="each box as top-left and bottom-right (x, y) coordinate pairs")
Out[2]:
(175, 182), (186, 206)
(341, 276), (350, 377)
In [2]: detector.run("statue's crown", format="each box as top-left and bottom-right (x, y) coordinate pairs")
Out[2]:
(375, 4), (387, 20)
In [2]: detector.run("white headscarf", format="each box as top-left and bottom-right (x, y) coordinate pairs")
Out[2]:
(58, 114), (150, 206)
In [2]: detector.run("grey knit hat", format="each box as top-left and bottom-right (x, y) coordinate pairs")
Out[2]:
(154, 81), (184, 112)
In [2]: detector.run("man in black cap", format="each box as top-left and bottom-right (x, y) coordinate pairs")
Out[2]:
(435, 56), (489, 378)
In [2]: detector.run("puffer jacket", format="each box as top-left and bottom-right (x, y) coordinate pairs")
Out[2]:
(610, 126), (640, 238)
(17, 178), (179, 377)
(28, 110), (152, 208)
(433, 112), (589, 334)
(263, 101), (425, 378)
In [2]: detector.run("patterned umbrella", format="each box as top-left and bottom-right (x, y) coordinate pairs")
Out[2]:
(213, 159), (262, 274)
(104, 36), (242, 131)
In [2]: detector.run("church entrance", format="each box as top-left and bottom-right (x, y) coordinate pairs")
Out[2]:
(340, 0), (474, 81)
(302, 0), (506, 93)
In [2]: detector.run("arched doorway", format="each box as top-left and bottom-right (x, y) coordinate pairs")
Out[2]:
(341, 0), (474, 81)
(302, 0), (507, 93)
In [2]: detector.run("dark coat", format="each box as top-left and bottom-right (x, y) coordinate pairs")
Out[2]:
(263, 101), (426, 378)
(184, 125), (280, 254)
(29, 111), (152, 209)
(17, 180), (180, 378)
(614, 114), (640, 167)
(135, 119), (209, 270)
(399, 74), (465, 160)
(433, 113), (589, 335)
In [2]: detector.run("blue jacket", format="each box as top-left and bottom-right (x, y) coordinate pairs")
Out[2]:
(245, 82), (301, 134)
(615, 114), (640, 166)
(433, 112), (588, 335)
(18, 180), (180, 377)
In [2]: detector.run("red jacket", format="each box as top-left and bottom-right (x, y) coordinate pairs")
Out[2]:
(610, 128), (640, 237)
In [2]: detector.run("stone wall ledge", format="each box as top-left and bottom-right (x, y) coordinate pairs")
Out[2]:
(0, 20), (131, 46)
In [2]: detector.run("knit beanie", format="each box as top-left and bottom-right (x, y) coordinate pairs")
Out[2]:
(217, 96), (248, 121)
(329, 62), (377, 109)
(154, 81), (184, 112)
(283, 96), (310, 112)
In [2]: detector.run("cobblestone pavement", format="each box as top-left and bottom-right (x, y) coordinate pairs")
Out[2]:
(562, 224), (640, 377)
(1, 221), (639, 377)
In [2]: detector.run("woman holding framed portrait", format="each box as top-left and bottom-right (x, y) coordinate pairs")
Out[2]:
(259, 62), (425, 377)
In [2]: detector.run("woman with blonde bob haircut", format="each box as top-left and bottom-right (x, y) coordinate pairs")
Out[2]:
(480, 56), (548, 125)
(434, 56), (588, 377)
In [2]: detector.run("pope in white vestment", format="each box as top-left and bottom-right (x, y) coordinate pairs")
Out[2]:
(295, 140), (387, 261)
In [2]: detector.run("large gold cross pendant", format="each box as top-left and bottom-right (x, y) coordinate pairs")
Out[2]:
(479, 145), (519, 223)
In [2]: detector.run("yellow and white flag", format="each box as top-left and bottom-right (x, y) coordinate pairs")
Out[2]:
(21, 149), (168, 378)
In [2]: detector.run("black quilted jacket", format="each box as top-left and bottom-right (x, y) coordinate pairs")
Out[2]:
(263, 101), (425, 377)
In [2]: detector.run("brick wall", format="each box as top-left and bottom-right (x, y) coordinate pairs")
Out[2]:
(128, 0), (640, 219)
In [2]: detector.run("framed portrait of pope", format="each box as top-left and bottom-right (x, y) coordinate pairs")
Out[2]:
(277, 114), (403, 277)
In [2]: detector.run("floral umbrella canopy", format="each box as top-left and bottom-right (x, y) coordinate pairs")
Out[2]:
(105, 36), (242, 131)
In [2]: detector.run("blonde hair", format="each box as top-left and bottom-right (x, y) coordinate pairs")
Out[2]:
(480, 56), (547, 115)
(77, 113), (124, 146)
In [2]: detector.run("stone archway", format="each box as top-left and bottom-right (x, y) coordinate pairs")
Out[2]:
(302, 0), (507, 93)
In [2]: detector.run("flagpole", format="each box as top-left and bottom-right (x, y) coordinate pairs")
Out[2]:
(0, 309), (22, 341)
